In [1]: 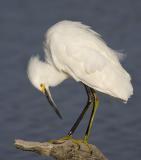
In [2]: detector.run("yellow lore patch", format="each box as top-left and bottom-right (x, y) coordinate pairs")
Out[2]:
(40, 83), (46, 94)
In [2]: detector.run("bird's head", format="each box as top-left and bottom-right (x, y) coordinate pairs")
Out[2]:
(27, 56), (62, 119)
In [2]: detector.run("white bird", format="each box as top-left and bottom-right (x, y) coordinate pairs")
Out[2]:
(27, 20), (133, 142)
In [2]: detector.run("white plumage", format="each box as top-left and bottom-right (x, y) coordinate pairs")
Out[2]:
(28, 20), (133, 102)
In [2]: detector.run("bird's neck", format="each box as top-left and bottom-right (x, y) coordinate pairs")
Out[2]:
(44, 63), (68, 87)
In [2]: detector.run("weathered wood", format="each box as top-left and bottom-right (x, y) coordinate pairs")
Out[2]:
(15, 138), (108, 160)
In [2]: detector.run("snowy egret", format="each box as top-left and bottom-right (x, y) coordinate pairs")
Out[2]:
(27, 20), (133, 142)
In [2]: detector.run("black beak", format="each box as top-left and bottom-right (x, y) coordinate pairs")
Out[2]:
(44, 88), (63, 119)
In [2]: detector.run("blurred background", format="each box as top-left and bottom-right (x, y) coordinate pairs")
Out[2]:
(0, 0), (140, 159)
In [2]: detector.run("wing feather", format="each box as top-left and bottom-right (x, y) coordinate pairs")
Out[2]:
(44, 21), (132, 101)
(45, 20), (128, 77)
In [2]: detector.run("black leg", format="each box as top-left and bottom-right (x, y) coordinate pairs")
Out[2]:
(67, 85), (92, 136)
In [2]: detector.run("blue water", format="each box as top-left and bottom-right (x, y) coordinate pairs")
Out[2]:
(0, 0), (140, 159)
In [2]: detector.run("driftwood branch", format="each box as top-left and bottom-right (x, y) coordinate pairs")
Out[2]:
(15, 138), (108, 160)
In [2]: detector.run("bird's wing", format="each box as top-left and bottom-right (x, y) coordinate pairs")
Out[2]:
(44, 21), (132, 100)
(60, 34), (123, 76)
(61, 42), (132, 101)
(45, 21), (125, 68)
(66, 44), (109, 74)
(47, 23), (127, 79)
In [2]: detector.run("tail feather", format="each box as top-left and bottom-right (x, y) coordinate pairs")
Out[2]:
(83, 64), (133, 102)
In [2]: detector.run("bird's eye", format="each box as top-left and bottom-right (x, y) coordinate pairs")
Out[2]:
(40, 83), (43, 87)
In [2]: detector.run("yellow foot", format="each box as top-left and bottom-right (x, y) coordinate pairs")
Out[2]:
(83, 135), (88, 144)
(83, 136), (93, 154)
(48, 135), (73, 144)
(60, 135), (73, 140)
(48, 136), (92, 154)
(70, 139), (93, 154)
